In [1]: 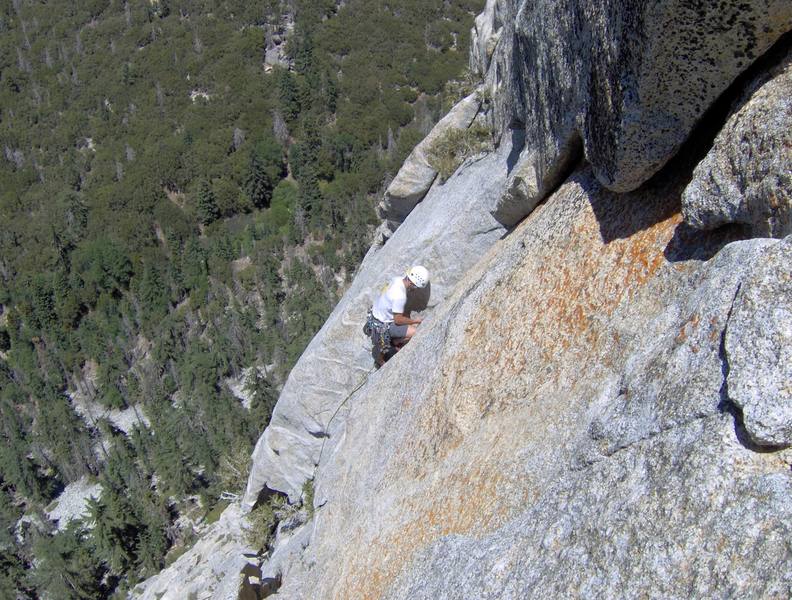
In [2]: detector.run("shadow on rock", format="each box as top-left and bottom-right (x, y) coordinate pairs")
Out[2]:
(506, 128), (526, 173)
(584, 170), (680, 244)
(663, 222), (751, 263)
(405, 282), (431, 314)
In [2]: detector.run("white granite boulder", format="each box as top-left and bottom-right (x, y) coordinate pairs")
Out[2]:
(683, 50), (792, 238)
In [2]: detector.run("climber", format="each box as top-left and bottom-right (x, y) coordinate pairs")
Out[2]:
(365, 265), (429, 366)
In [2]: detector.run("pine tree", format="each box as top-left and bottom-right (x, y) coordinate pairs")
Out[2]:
(244, 151), (274, 209)
(297, 168), (323, 229)
(247, 370), (278, 429)
(135, 262), (170, 327)
(32, 522), (104, 600)
(324, 71), (338, 114)
(35, 387), (97, 482)
(180, 237), (208, 292)
(276, 68), (300, 122)
(0, 395), (43, 500)
(196, 180), (219, 225)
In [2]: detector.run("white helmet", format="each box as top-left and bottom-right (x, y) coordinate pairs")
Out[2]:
(406, 265), (429, 288)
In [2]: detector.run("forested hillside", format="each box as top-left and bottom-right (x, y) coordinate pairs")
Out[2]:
(0, 0), (482, 596)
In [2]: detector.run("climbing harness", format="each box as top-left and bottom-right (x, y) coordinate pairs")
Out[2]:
(364, 309), (392, 358)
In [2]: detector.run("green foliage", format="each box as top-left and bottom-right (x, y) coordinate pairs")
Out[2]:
(441, 68), (481, 112)
(204, 499), (230, 525)
(246, 369), (279, 430)
(35, 387), (98, 482)
(244, 150), (275, 209)
(302, 478), (315, 518)
(31, 522), (104, 600)
(243, 491), (304, 553)
(72, 238), (133, 305)
(426, 123), (494, 182)
(269, 180), (298, 235)
(244, 497), (278, 552)
(196, 180), (220, 225)
(276, 68), (301, 122)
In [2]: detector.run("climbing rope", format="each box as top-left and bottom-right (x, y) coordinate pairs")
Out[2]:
(311, 365), (376, 482)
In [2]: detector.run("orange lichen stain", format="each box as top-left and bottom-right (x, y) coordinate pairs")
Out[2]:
(394, 200), (684, 481)
(676, 313), (701, 344)
(709, 317), (722, 343)
(337, 463), (531, 600)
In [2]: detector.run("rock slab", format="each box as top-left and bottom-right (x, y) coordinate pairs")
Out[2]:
(273, 164), (792, 599)
(243, 137), (513, 508)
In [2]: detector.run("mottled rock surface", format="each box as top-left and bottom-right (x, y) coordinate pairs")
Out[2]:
(481, 0), (792, 225)
(377, 93), (481, 226)
(243, 138), (512, 507)
(725, 236), (792, 448)
(683, 50), (792, 237)
(272, 166), (791, 599)
(382, 417), (791, 600)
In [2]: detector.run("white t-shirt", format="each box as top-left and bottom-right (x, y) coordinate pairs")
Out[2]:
(372, 277), (407, 323)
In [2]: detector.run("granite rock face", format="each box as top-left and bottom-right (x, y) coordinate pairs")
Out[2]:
(273, 166), (792, 600)
(683, 50), (792, 238)
(382, 417), (791, 600)
(377, 93), (482, 227)
(480, 0), (792, 225)
(725, 236), (792, 448)
(242, 137), (512, 508)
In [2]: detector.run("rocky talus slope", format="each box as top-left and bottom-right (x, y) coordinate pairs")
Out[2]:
(133, 2), (791, 598)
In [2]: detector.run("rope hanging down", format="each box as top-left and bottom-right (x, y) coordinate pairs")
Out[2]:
(312, 367), (376, 482)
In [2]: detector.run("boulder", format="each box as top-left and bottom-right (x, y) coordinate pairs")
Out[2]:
(377, 93), (481, 226)
(683, 50), (792, 237)
(725, 236), (792, 448)
(260, 520), (312, 585)
(492, 131), (581, 227)
(485, 0), (792, 225)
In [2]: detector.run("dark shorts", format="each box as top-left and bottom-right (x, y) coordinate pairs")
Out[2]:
(388, 323), (409, 339)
